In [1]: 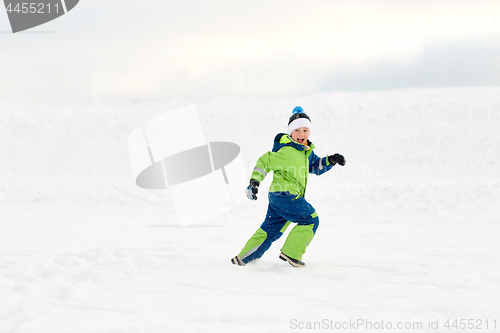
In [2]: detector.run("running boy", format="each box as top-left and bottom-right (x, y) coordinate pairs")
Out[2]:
(231, 106), (345, 267)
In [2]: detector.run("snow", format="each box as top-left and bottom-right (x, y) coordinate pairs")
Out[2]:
(1, 87), (500, 332)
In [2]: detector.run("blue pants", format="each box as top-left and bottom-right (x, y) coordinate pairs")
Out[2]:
(238, 191), (319, 263)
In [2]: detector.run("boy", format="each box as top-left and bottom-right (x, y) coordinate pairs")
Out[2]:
(231, 106), (345, 267)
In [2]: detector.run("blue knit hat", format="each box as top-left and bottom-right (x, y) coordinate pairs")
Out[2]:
(287, 106), (312, 135)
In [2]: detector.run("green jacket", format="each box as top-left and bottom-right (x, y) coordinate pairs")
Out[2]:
(251, 133), (334, 197)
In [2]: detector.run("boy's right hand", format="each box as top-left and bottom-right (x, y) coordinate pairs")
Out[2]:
(245, 179), (260, 200)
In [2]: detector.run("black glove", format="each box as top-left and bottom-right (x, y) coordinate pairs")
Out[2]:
(328, 153), (346, 166)
(245, 179), (260, 200)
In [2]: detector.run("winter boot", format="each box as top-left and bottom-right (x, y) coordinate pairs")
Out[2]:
(231, 256), (245, 266)
(279, 252), (305, 267)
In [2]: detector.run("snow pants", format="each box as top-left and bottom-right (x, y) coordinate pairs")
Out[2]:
(238, 191), (319, 264)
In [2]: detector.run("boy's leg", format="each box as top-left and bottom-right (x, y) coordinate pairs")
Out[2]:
(237, 203), (291, 264)
(280, 221), (317, 261)
(269, 193), (319, 261)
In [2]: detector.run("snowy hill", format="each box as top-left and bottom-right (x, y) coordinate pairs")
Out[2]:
(1, 87), (500, 332)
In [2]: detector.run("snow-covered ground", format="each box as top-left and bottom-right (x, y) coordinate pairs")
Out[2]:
(1, 87), (500, 332)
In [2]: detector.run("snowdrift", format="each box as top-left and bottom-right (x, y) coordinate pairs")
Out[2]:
(1, 87), (499, 332)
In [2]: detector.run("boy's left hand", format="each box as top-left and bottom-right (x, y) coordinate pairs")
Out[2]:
(328, 153), (346, 166)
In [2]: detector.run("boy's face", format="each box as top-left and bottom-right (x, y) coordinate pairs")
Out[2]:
(291, 127), (310, 145)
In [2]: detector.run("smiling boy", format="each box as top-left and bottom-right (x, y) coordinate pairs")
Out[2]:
(231, 106), (346, 267)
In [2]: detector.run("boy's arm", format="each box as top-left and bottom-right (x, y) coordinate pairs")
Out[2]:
(250, 150), (287, 182)
(309, 150), (346, 175)
(246, 151), (284, 201)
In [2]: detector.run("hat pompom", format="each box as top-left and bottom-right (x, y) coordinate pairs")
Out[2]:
(292, 106), (304, 114)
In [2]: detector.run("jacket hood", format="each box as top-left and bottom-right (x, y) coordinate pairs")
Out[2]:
(272, 133), (313, 153)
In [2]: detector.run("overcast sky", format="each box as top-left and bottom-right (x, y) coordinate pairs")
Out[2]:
(1, 0), (499, 104)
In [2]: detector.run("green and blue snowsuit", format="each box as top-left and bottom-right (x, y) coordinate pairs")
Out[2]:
(238, 133), (335, 263)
